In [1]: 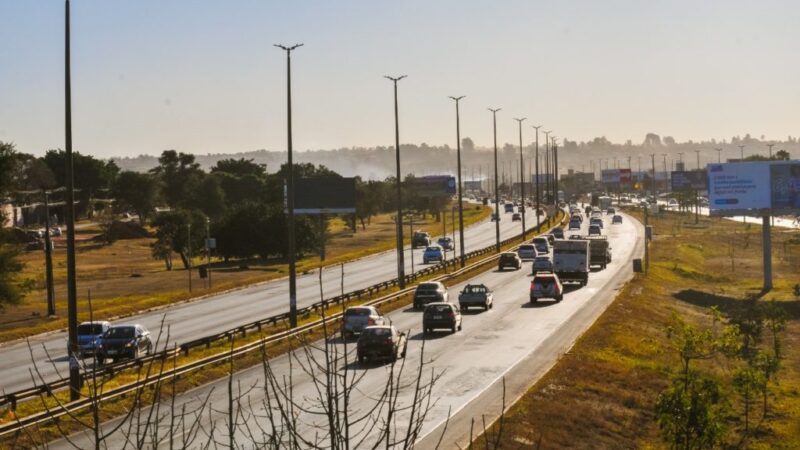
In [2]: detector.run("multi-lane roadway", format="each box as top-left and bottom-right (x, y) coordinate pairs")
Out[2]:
(49, 207), (642, 449)
(0, 204), (541, 394)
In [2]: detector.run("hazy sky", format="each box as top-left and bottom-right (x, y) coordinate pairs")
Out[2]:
(2, 0), (798, 158)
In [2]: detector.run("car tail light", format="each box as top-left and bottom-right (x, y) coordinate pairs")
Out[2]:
(368, 317), (376, 325)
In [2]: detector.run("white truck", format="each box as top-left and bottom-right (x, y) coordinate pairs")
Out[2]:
(552, 240), (590, 286)
(598, 195), (613, 211)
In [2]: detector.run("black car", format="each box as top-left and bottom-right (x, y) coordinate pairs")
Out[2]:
(413, 281), (449, 309)
(551, 227), (565, 239)
(498, 252), (522, 270)
(357, 325), (407, 363)
(96, 324), (152, 363)
(423, 302), (462, 334)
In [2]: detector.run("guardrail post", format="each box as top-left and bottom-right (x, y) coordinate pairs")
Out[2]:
(9, 395), (16, 411)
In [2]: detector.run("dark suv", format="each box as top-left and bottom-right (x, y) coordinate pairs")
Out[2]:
(423, 302), (462, 334)
(413, 281), (449, 309)
(498, 252), (522, 270)
(96, 324), (152, 363)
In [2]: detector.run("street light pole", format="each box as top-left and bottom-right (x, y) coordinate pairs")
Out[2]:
(543, 130), (551, 204)
(715, 148), (722, 163)
(738, 145), (745, 160)
(532, 125), (542, 230)
(275, 43), (303, 327)
(64, 0), (81, 401)
(767, 143), (774, 159)
(489, 108), (502, 253)
(695, 149), (701, 170)
(386, 75), (407, 288)
(43, 190), (56, 317)
(514, 117), (527, 239)
(450, 95), (467, 267)
(205, 217), (211, 289)
(553, 137), (560, 206)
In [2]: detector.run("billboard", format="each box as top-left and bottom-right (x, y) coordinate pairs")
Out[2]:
(293, 177), (357, 214)
(671, 170), (708, 191)
(412, 175), (457, 197)
(530, 174), (554, 184)
(601, 169), (632, 184)
(707, 161), (800, 216)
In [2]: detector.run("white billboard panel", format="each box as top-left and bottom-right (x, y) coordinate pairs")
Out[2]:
(707, 161), (800, 215)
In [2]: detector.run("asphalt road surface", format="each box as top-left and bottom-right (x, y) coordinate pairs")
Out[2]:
(0, 204), (542, 395)
(49, 209), (642, 449)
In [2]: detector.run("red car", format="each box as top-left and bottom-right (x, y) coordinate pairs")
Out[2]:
(530, 273), (564, 303)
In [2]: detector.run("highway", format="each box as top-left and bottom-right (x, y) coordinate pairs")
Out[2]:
(0, 204), (542, 395)
(49, 208), (642, 449)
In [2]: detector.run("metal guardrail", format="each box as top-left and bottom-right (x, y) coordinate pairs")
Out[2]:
(0, 210), (567, 438)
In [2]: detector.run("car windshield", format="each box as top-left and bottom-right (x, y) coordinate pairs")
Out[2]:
(345, 308), (371, 317)
(425, 304), (452, 313)
(105, 326), (135, 339)
(78, 324), (104, 335)
(519, 245), (534, 250)
(418, 283), (439, 290)
(465, 285), (486, 294)
(425, 247), (440, 252)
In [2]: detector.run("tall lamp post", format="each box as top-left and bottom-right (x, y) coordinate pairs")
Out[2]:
(514, 117), (527, 239)
(738, 145), (745, 160)
(767, 143), (774, 159)
(532, 125), (542, 229)
(543, 130), (551, 204)
(450, 95), (467, 267)
(489, 108), (502, 252)
(552, 136), (559, 206)
(64, 0), (81, 401)
(715, 148), (722, 163)
(386, 75), (407, 288)
(275, 43), (303, 328)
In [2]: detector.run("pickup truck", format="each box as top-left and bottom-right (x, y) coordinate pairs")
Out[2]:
(552, 239), (590, 286)
(458, 284), (493, 311)
(357, 325), (407, 363)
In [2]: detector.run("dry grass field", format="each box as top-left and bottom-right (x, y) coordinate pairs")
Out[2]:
(474, 210), (800, 449)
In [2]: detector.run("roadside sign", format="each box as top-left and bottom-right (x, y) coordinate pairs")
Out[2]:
(707, 161), (800, 216)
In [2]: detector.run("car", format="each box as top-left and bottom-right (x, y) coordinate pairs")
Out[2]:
(532, 255), (554, 273)
(544, 234), (556, 245)
(551, 227), (565, 239)
(588, 224), (602, 236)
(412, 230), (431, 248)
(517, 244), (537, 260)
(589, 218), (604, 229)
(612, 215), (623, 224)
(50, 226), (62, 237)
(437, 236), (454, 250)
(413, 281), (449, 309)
(607, 207), (616, 215)
(491, 213), (501, 222)
(423, 302), (463, 334)
(568, 234), (583, 240)
(530, 273), (564, 303)
(458, 284), (493, 311)
(342, 306), (385, 339)
(568, 220), (582, 230)
(504, 203), (515, 213)
(422, 245), (444, 264)
(357, 325), (407, 363)
(498, 252), (522, 270)
(532, 237), (550, 255)
(570, 213), (583, 223)
(96, 324), (152, 363)
(511, 212), (522, 221)
(75, 321), (111, 357)
(667, 199), (678, 208)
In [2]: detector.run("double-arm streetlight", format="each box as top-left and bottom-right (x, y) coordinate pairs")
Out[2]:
(275, 43), (303, 328)
(514, 117), (527, 239)
(449, 95), (466, 267)
(489, 108), (502, 252)
(385, 75), (407, 288)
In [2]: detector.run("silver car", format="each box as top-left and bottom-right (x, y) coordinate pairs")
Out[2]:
(517, 244), (537, 260)
(532, 255), (553, 273)
(342, 306), (385, 339)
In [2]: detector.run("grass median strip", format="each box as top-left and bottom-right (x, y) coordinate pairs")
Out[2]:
(1, 212), (566, 446)
(472, 209), (800, 449)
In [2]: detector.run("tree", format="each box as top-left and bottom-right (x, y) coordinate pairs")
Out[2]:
(42, 149), (119, 217)
(185, 173), (226, 219)
(213, 202), (272, 260)
(112, 171), (160, 223)
(149, 150), (202, 208)
(150, 209), (208, 270)
(0, 142), (29, 307)
(211, 158), (267, 179)
(655, 373), (728, 449)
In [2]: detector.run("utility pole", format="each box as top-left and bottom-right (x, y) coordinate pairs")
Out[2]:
(450, 95), (467, 267)
(543, 130), (551, 204)
(715, 147), (722, 163)
(187, 223), (192, 293)
(553, 137), (560, 206)
(205, 216), (211, 289)
(767, 143), (775, 159)
(695, 149), (701, 170)
(532, 125), (542, 229)
(408, 214), (414, 274)
(43, 190), (56, 317)
(64, 0), (81, 401)
(650, 153), (657, 201)
(514, 117), (527, 239)
(385, 75), (407, 288)
(738, 144), (745, 161)
(489, 108), (502, 252)
(275, 43), (303, 327)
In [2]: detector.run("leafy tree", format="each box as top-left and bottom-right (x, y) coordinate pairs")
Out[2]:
(213, 202), (272, 260)
(150, 209), (208, 270)
(185, 173), (226, 219)
(0, 142), (29, 307)
(42, 149), (119, 217)
(112, 171), (160, 223)
(216, 172), (269, 207)
(655, 373), (729, 449)
(211, 158), (267, 179)
(149, 150), (202, 208)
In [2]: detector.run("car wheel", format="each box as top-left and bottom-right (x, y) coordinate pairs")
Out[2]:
(489, 302), (493, 309)
(451, 325), (456, 334)
(484, 303), (489, 311)
(146, 344), (153, 355)
(530, 297), (538, 303)
(134, 347), (141, 359)
(556, 295), (563, 302)
(358, 354), (365, 364)
(458, 322), (462, 331)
